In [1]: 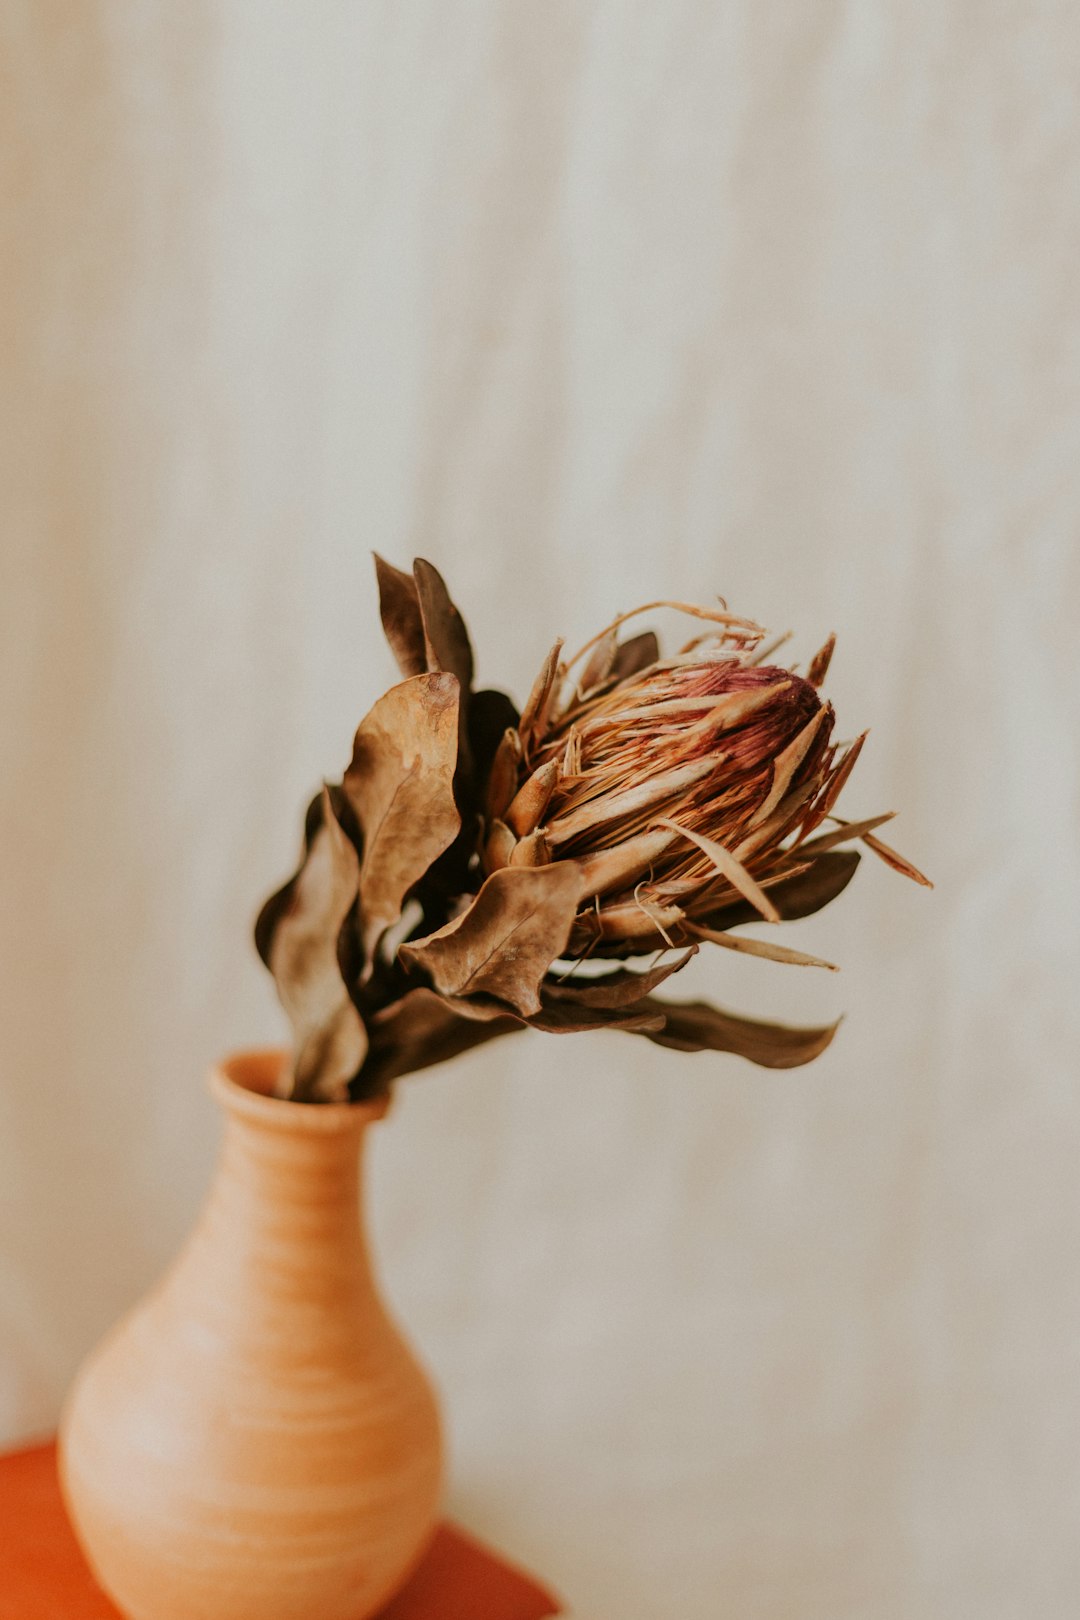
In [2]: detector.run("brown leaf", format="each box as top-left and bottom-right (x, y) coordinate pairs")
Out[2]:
(579, 629), (618, 692)
(526, 1002), (666, 1035)
(543, 947), (698, 1008)
(266, 787), (368, 1102)
(374, 553), (426, 678)
(611, 630), (660, 682)
(413, 557), (474, 691)
(638, 995), (841, 1068)
(698, 850), (861, 931)
(254, 788), (326, 970)
(342, 672), (462, 965)
(356, 987), (520, 1096)
(399, 863), (585, 1017)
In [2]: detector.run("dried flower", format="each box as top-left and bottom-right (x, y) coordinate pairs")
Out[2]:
(256, 560), (929, 1102)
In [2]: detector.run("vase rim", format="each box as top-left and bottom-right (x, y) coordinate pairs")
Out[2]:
(208, 1048), (389, 1133)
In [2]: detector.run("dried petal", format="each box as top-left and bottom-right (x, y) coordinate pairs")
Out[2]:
(807, 633), (836, 687)
(655, 818), (781, 923)
(860, 830), (933, 887)
(797, 812), (896, 855)
(689, 923), (837, 970)
(505, 758), (560, 837)
(698, 850), (861, 931)
(519, 639), (564, 748)
(508, 830), (552, 867)
(485, 727), (523, 821)
(547, 756), (716, 847)
(577, 826), (677, 898)
(400, 863), (586, 1017)
(343, 671), (461, 966)
(484, 819), (517, 872)
(749, 706), (831, 827)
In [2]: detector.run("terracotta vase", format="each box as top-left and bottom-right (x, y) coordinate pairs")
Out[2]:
(58, 1049), (443, 1620)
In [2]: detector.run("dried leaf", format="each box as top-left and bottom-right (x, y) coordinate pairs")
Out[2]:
(413, 557), (474, 690)
(254, 788), (327, 971)
(610, 630), (660, 682)
(526, 1002), (666, 1035)
(266, 787), (367, 1102)
(342, 672), (461, 965)
(639, 996), (841, 1068)
(400, 863), (585, 1017)
(699, 849), (861, 931)
(356, 987), (520, 1096)
(374, 553), (427, 678)
(543, 947), (698, 1008)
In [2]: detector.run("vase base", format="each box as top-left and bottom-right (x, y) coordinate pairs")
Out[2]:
(0, 1439), (562, 1620)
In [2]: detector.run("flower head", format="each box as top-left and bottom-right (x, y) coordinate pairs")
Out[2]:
(256, 562), (929, 1102)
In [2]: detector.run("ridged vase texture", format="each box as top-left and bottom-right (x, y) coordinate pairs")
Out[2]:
(58, 1050), (443, 1620)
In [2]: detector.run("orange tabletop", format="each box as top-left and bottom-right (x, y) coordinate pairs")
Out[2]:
(0, 1441), (561, 1620)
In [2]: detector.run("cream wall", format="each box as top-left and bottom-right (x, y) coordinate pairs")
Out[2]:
(3, 6), (1079, 1617)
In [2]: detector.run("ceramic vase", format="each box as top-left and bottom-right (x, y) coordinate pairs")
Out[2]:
(58, 1048), (443, 1620)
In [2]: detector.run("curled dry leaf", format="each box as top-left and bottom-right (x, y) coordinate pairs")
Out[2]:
(399, 863), (585, 1018)
(343, 671), (461, 967)
(264, 787), (368, 1103)
(374, 553), (428, 679)
(357, 987), (520, 1096)
(638, 996), (841, 1068)
(542, 947), (699, 1009)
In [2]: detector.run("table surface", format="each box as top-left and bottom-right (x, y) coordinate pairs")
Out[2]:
(0, 1440), (561, 1620)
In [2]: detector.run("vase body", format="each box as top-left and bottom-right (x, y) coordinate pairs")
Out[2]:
(58, 1049), (442, 1620)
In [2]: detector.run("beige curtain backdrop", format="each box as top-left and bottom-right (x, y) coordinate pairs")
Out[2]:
(3, 5), (1079, 1617)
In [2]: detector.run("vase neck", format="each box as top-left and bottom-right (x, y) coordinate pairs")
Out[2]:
(165, 1100), (391, 1349)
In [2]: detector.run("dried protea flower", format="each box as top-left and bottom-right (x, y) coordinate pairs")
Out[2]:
(256, 560), (929, 1102)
